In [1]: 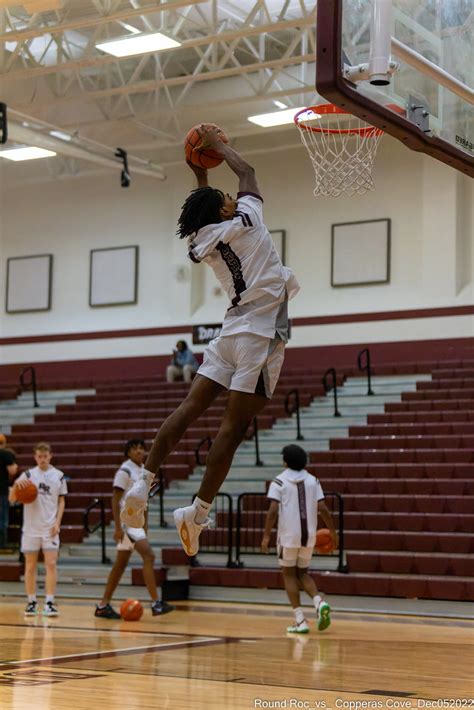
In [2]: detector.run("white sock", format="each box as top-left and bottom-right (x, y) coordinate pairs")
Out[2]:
(46, 595), (55, 604)
(294, 607), (305, 624)
(193, 496), (211, 524)
(28, 595), (37, 603)
(313, 595), (322, 611)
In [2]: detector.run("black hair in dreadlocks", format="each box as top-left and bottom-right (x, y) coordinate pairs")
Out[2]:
(177, 186), (225, 239)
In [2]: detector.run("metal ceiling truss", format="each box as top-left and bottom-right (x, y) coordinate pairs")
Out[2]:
(1, 0), (317, 179)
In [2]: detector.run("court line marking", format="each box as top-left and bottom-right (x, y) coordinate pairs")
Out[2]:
(0, 622), (186, 638)
(0, 621), (258, 641)
(0, 636), (222, 671)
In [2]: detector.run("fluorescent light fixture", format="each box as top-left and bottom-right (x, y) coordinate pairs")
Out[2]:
(0, 147), (56, 161)
(273, 100), (287, 109)
(96, 32), (181, 57)
(247, 107), (306, 127)
(49, 130), (72, 141)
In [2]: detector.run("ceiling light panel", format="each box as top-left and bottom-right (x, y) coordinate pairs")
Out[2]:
(96, 32), (181, 58)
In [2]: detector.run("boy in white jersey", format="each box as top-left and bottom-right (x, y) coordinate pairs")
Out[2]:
(122, 125), (300, 559)
(261, 445), (338, 634)
(9, 442), (67, 617)
(95, 439), (174, 619)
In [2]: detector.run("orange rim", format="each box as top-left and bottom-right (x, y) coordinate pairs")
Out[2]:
(294, 103), (404, 136)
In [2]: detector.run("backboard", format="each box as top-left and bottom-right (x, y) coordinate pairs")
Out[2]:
(316, 0), (474, 176)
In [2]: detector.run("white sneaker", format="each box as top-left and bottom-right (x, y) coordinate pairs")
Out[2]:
(120, 471), (154, 527)
(317, 601), (331, 631)
(287, 619), (310, 634)
(173, 505), (211, 557)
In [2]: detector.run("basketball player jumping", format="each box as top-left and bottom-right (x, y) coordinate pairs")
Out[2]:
(121, 124), (300, 556)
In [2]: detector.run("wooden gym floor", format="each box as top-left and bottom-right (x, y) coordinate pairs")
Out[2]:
(0, 597), (472, 710)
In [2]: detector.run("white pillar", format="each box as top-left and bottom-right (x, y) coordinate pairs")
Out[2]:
(420, 156), (458, 300)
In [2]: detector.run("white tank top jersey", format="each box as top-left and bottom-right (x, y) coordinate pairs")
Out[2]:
(267, 469), (325, 548)
(19, 466), (68, 536)
(187, 192), (300, 341)
(113, 459), (147, 512)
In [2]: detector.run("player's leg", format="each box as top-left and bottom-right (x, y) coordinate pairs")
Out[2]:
(173, 333), (284, 555)
(121, 375), (225, 527)
(296, 559), (331, 631)
(134, 538), (174, 615)
(95, 549), (132, 618)
(145, 374), (225, 473)
(23, 548), (39, 615)
(198, 390), (267, 502)
(43, 548), (59, 616)
(281, 557), (309, 634)
(174, 389), (267, 556)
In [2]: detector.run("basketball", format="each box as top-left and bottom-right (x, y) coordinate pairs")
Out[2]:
(120, 599), (144, 621)
(184, 123), (228, 169)
(315, 528), (334, 554)
(16, 481), (38, 505)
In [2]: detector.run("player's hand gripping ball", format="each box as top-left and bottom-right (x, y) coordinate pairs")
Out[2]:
(15, 481), (38, 504)
(315, 528), (335, 554)
(185, 123), (228, 169)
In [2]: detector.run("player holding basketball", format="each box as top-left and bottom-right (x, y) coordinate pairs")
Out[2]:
(121, 124), (300, 558)
(261, 445), (338, 633)
(95, 439), (174, 619)
(9, 442), (67, 617)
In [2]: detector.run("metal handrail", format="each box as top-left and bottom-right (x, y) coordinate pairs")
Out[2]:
(0, 103), (7, 144)
(322, 368), (341, 417)
(358, 348), (375, 396)
(285, 388), (304, 441)
(192, 492), (234, 568)
(19, 366), (39, 408)
(84, 498), (111, 564)
(149, 468), (167, 528)
(253, 417), (264, 467)
(331, 491), (347, 573)
(195, 436), (212, 466)
(235, 490), (347, 572)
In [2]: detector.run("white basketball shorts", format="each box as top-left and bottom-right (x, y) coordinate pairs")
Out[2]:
(198, 333), (285, 399)
(278, 546), (314, 568)
(117, 526), (147, 551)
(21, 532), (60, 553)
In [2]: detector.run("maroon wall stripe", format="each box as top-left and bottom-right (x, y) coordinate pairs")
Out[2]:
(1, 305), (472, 347)
(0, 337), (472, 383)
(292, 305), (474, 327)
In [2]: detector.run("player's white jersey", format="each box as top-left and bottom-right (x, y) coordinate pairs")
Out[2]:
(19, 466), (68, 536)
(267, 469), (325, 548)
(113, 459), (147, 512)
(188, 193), (300, 341)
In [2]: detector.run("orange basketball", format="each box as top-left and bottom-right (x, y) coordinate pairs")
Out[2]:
(184, 123), (228, 169)
(120, 599), (144, 621)
(16, 481), (38, 504)
(315, 528), (334, 554)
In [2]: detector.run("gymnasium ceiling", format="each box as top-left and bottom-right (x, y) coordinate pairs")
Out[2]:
(0, 0), (318, 183)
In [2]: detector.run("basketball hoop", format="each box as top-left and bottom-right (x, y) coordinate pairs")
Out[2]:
(294, 104), (384, 197)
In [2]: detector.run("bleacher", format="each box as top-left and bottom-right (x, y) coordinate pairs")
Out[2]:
(2, 360), (473, 602)
(162, 360), (474, 602)
(5, 371), (328, 547)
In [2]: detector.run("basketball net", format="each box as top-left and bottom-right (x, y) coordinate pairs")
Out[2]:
(294, 104), (384, 197)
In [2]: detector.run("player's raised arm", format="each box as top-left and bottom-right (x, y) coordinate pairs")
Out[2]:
(198, 124), (260, 196)
(187, 160), (208, 188)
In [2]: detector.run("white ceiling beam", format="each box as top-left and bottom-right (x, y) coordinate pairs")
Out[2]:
(15, 52), (315, 110)
(8, 120), (166, 179)
(0, 0), (206, 42)
(3, 15), (315, 81)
